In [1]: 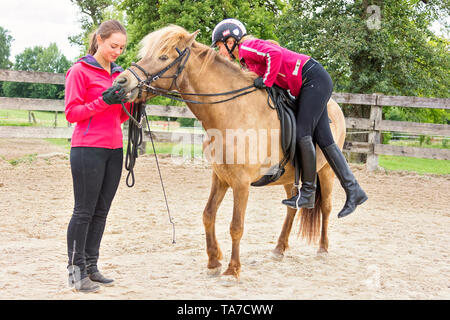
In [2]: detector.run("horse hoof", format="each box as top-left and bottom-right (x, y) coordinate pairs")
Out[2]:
(271, 249), (284, 261)
(220, 273), (240, 286)
(317, 248), (328, 256)
(207, 267), (222, 277)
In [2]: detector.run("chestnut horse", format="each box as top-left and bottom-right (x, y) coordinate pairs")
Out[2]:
(115, 25), (346, 279)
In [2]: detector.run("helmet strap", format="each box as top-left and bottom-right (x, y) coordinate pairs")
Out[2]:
(224, 40), (238, 61)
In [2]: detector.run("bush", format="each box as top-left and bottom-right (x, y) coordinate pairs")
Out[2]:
(419, 135), (425, 146)
(382, 132), (392, 144)
(178, 117), (195, 127)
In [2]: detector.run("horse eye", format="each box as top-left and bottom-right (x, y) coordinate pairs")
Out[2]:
(159, 55), (168, 61)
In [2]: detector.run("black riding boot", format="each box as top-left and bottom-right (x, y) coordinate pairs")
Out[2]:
(89, 271), (114, 286)
(282, 136), (317, 209)
(322, 143), (368, 218)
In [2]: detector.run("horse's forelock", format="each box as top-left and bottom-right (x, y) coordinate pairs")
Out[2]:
(138, 25), (191, 59)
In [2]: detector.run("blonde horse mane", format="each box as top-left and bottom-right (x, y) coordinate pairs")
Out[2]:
(138, 24), (255, 81)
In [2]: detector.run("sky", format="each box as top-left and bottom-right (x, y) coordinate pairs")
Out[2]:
(0, 0), (82, 62)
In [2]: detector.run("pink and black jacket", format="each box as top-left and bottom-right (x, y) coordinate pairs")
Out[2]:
(65, 55), (131, 149)
(238, 39), (311, 98)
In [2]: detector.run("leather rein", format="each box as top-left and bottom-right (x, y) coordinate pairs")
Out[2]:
(125, 46), (257, 108)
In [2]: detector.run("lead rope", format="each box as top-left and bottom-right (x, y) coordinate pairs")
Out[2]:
(122, 102), (176, 244)
(142, 106), (176, 244)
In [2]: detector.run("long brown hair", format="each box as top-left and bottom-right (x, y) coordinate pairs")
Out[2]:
(88, 20), (127, 55)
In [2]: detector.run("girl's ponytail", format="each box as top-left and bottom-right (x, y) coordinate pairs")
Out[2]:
(88, 32), (98, 55)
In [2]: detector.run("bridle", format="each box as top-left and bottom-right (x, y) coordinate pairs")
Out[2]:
(124, 46), (257, 109)
(128, 47), (191, 99)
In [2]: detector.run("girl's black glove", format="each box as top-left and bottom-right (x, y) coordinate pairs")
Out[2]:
(102, 85), (127, 105)
(253, 76), (267, 89)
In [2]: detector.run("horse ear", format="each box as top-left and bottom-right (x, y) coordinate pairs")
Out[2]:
(186, 30), (200, 47)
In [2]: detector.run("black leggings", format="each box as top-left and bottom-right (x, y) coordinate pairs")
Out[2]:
(67, 147), (123, 278)
(296, 59), (335, 148)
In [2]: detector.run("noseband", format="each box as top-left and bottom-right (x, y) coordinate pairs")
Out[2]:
(127, 47), (190, 99)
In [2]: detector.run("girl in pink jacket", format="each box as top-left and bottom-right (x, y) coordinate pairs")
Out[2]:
(65, 20), (130, 293)
(212, 19), (367, 218)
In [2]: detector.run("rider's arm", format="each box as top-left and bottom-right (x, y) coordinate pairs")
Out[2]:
(239, 39), (282, 88)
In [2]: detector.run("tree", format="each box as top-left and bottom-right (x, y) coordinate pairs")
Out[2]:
(277, 0), (449, 161)
(278, 0), (449, 98)
(2, 43), (71, 99)
(118, 0), (285, 66)
(0, 26), (13, 96)
(68, 0), (115, 55)
(0, 26), (13, 69)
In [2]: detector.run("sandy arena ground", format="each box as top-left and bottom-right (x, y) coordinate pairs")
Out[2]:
(0, 138), (449, 300)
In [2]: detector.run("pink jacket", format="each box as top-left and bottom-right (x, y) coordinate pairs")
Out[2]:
(238, 39), (310, 98)
(65, 55), (130, 149)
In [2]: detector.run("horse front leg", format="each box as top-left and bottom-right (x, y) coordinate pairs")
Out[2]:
(317, 165), (334, 254)
(273, 183), (298, 259)
(203, 171), (229, 275)
(223, 182), (250, 279)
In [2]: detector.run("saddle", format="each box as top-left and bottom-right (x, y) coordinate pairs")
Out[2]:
(251, 85), (299, 187)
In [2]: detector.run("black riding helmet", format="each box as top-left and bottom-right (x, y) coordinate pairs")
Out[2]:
(211, 19), (247, 60)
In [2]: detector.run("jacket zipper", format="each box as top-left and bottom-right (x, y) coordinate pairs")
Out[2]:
(109, 74), (115, 149)
(83, 117), (93, 136)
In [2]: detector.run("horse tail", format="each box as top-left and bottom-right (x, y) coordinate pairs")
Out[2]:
(297, 177), (322, 244)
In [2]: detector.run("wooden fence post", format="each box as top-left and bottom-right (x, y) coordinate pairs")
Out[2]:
(366, 94), (382, 171)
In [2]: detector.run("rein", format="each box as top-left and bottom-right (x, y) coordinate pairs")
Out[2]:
(143, 84), (257, 105)
(126, 46), (257, 108)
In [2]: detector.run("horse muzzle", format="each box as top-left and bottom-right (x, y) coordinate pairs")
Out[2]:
(113, 73), (140, 102)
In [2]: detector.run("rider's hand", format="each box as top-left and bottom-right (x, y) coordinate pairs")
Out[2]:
(253, 76), (267, 89)
(102, 85), (127, 105)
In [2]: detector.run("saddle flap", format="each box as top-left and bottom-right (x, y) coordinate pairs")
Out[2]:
(250, 165), (285, 187)
(250, 86), (298, 187)
(267, 86), (297, 164)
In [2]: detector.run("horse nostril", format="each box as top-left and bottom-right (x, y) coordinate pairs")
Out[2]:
(117, 77), (127, 84)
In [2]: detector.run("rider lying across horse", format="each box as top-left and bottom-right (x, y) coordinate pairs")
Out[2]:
(211, 19), (367, 218)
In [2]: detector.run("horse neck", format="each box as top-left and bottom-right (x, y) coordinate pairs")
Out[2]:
(178, 54), (266, 131)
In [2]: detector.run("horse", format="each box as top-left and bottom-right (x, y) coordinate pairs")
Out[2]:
(115, 25), (346, 279)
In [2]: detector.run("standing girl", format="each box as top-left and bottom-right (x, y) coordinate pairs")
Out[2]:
(65, 20), (129, 292)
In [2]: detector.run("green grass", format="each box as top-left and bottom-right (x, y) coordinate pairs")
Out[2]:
(8, 153), (38, 166)
(137, 141), (203, 157)
(0, 109), (68, 127)
(388, 139), (449, 149)
(44, 139), (204, 157)
(379, 155), (450, 175)
(0, 121), (33, 126)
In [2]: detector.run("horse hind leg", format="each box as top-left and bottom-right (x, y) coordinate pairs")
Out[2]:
(273, 183), (298, 259)
(203, 172), (229, 276)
